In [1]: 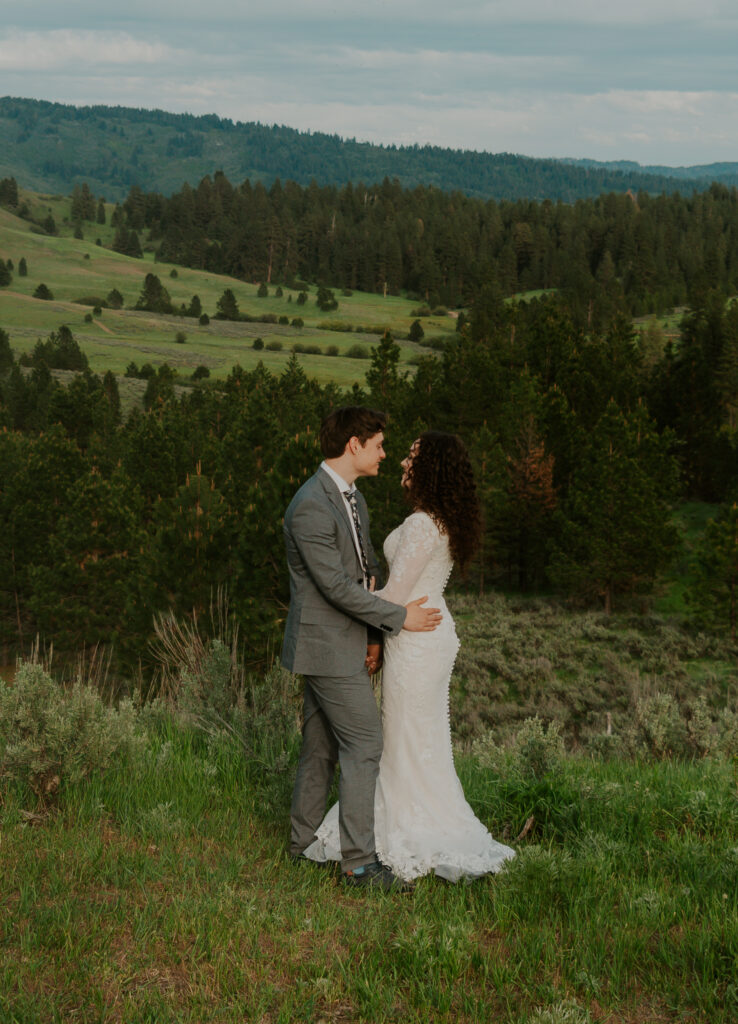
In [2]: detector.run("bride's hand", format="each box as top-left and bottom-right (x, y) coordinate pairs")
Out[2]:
(365, 642), (383, 675)
(369, 576), (376, 592)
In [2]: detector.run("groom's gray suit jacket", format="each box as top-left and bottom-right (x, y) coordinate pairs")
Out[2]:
(281, 467), (406, 677)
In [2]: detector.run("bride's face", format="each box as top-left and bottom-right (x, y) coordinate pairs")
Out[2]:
(400, 440), (420, 490)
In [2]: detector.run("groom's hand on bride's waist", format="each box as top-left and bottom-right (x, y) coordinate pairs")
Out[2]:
(403, 596), (442, 632)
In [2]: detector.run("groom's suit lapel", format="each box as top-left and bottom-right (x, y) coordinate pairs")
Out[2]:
(317, 467), (353, 537)
(316, 467), (366, 575)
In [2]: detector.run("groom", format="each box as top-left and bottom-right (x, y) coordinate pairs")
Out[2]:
(282, 406), (441, 890)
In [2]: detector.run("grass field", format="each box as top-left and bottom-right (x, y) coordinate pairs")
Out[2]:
(1, 703), (736, 1024)
(0, 192), (456, 388)
(1, 587), (737, 1022)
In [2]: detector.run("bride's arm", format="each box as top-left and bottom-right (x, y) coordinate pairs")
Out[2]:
(375, 513), (440, 605)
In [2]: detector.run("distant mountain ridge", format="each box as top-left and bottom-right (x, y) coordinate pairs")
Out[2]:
(1, 96), (735, 203)
(560, 157), (738, 185)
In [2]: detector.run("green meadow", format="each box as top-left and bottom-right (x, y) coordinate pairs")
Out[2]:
(1, 611), (737, 1023)
(0, 193), (456, 388)
(2, 589), (738, 1023)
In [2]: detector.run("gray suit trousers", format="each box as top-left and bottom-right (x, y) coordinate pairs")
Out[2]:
(290, 669), (382, 871)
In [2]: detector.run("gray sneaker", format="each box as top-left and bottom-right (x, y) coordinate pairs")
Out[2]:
(342, 861), (414, 893)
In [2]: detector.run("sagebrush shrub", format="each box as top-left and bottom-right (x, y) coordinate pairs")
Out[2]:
(179, 649), (298, 765)
(686, 694), (717, 756)
(179, 639), (234, 720)
(716, 707), (738, 757)
(150, 606), (299, 763)
(529, 1000), (593, 1023)
(624, 692), (688, 759)
(0, 662), (145, 801)
(448, 593), (737, 753)
(473, 716), (565, 781)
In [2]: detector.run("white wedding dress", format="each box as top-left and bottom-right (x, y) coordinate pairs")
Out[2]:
(303, 511), (516, 882)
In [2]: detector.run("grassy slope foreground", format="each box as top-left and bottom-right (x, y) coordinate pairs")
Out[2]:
(1, 587), (737, 1024)
(1, 712), (736, 1024)
(0, 192), (455, 389)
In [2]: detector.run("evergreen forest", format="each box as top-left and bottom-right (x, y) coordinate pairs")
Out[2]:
(117, 174), (738, 322)
(1, 276), (737, 672)
(2, 95), (737, 203)
(1, 166), (738, 674)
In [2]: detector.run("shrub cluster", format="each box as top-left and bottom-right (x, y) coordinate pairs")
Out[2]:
(149, 609), (298, 765)
(0, 662), (145, 802)
(449, 593), (738, 753)
(473, 717), (566, 781)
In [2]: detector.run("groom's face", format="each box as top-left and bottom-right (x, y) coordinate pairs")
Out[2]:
(351, 431), (386, 478)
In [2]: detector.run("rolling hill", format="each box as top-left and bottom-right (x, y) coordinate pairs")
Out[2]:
(1, 96), (733, 204)
(0, 190), (454, 390)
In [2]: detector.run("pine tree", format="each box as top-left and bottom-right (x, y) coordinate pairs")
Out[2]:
(0, 428), (86, 647)
(0, 328), (13, 372)
(27, 468), (146, 652)
(32, 326), (88, 371)
(505, 419), (557, 590)
(688, 501), (738, 640)
(215, 289), (240, 320)
(135, 273), (172, 313)
(119, 411), (179, 507)
(408, 319), (424, 343)
(715, 301), (738, 430)
(233, 429), (323, 644)
(316, 286), (338, 311)
(366, 332), (404, 407)
(150, 463), (236, 619)
(0, 176), (18, 207)
(143, 364), (177, 410)
(127, 231), (143, 258)
(467, 422), (508, 595)
(549, 401), (679, 614)
(112, 226), (130, 255)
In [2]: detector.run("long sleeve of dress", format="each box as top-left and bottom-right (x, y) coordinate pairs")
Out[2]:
(375, 512), (442, 605)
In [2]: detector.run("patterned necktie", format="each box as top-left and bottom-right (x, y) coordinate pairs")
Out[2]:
(344, 490), (371, 586)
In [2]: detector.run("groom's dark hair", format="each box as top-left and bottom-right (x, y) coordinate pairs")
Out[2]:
(320, 406), (387, 458)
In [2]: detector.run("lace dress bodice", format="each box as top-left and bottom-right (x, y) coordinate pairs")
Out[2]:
(377, 511), (453, 606)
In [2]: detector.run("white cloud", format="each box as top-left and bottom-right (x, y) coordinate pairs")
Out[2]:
(0, 29), (178, 71)
(331, 46), (567, 76)
(600, 90), (712, 117)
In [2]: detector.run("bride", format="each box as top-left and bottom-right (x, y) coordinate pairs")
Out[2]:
(304, 431), (516, 883)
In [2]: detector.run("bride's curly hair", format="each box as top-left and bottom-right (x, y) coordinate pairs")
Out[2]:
(405, 431), (481, 573)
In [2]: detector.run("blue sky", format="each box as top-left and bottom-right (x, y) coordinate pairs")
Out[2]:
(1, 0), (736, 166)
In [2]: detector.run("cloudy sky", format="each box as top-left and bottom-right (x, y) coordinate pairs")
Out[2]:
(1, 0), (736, 166)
